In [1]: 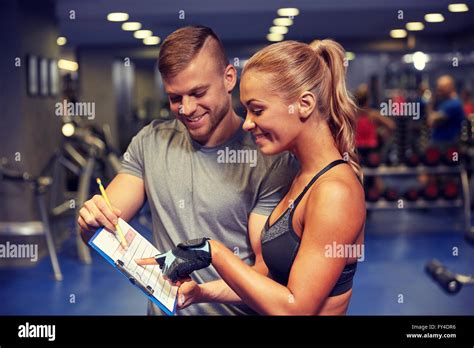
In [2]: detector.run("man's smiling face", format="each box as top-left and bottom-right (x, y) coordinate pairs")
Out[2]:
(163, 39), (232, 144)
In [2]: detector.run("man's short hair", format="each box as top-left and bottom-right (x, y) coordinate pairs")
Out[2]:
(158, 25), (229, 79)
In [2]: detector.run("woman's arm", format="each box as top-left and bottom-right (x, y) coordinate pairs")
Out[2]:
(195, 213), (269, 304)
(208, 179), (365, 315)
(368, 108), (396, 131)
(169, 212), (270, 308)
(137, 179), (365, 314)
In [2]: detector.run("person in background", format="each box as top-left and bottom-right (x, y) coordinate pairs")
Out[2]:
(461, 88), (474, 144)
(354, 84), (395, 195)
(427, 75), (465, 148)
(461, 88), (474, 119)
(422, 76), (465, 193)
(412, 83), (432, 147)
(354, 83), (396, 158)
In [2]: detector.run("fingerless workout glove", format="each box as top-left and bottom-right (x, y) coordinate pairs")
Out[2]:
(154, 238), (212, 282)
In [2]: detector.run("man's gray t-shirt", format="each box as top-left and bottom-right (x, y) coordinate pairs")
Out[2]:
(120, 118), (298, 315)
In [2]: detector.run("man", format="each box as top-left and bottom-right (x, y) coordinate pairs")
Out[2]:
(428, 75), (465, 147)
(78, 26), (298, 315)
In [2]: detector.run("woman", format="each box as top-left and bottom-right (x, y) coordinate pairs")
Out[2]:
(354, 83), (395, 196)
(354, 83), (395, 155)
(137, 39), (365, 315)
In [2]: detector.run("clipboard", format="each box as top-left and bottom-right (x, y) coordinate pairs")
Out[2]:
(88, 218), (178, 316)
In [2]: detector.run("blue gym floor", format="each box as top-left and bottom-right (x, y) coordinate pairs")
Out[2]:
(1, 210), (473, 315)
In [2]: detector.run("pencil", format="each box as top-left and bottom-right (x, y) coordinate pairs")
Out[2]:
(96, 178), (128, 249)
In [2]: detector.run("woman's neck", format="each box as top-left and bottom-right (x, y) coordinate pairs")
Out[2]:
(290, 121), (342, 175)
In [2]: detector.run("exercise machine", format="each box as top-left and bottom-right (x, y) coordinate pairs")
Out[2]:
(0, 158), (62, 281)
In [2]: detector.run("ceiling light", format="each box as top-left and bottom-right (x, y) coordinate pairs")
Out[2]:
(269, 26), (288, 35)
(107, 12), (129, 22)
(143, 36), (161, 45)
(403, 54), (413, 64)
(134, 30), (153, 39)
(390, 29), (407, 38)
(267, 33), (284, 42)
(413, 51), (428, 71)
(56, 37), (67, 46)
(277, 8), (299, 17)
(425, 13), (445, 22)
(122, 22), (142, 31)
(273, 18), (293, 26)
(58, 59), (78, 71)
(406, 22), (424, 31)
(448, 3), (469, 12)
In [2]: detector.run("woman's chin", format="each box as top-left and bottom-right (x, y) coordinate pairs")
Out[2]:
(259, 144), (282, 156)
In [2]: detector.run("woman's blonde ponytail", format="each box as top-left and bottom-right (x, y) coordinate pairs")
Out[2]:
(310, 40), (363, 182)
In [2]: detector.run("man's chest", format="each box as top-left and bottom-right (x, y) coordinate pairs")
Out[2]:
(142, 148), (258, 219)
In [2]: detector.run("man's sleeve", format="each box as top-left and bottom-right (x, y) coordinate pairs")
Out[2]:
(251, 154), (300, 216)
(119, 127), (147, 179)
(439, 100), (456, 119)
(440, 100), (466, 124)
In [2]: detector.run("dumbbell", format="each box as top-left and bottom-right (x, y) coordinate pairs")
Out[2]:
(404, 187), (420, 201)
(425, 259), (462, 294)
(365, 152), (381, 168)
(385, 151), (400, 167)
(383, 187), (400, 201)
(422, 146), (441, 166)
(405, 152), (420, 167)
(443, 181), (459, 200)
(422, 183), (439, 200)
(443, 146), (460, 166)
(366, 186), (381, 202)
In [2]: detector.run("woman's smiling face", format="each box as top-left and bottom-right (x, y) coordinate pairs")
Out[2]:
(240, 71), (304, 155)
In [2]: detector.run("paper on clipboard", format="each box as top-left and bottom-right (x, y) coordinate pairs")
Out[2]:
(89, 218), (178, 315)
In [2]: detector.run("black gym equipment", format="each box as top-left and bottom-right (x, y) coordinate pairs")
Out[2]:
(442, 181), (459, 200)
(405, 153), (420, 167)
(383, 187), (399, 201)
(405, 148), (420, 167)
(366, 186), (381, 202)
(0, 158), (62, 281)
(45, 119), (122, 264)
(1, 117), (123, 266)
(404, 187), (419, 201)
(422, 146), (441, 166)
(422, 183), (439, 201)
(365, 152), (381, 168)
(425, 259), (473, 295)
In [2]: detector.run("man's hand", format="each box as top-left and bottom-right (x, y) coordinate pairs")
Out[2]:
(78, 194), (122, 243)
(135, 238), (212, 282)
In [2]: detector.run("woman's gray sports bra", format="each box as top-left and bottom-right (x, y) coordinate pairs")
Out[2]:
(261, 159), (358, 297)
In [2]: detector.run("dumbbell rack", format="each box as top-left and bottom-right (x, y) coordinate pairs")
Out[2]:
(364, 164), (471, 232)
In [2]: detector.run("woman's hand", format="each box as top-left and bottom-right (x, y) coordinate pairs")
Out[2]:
(176, 278), (202, 309)
(135, 237), (212, 282)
